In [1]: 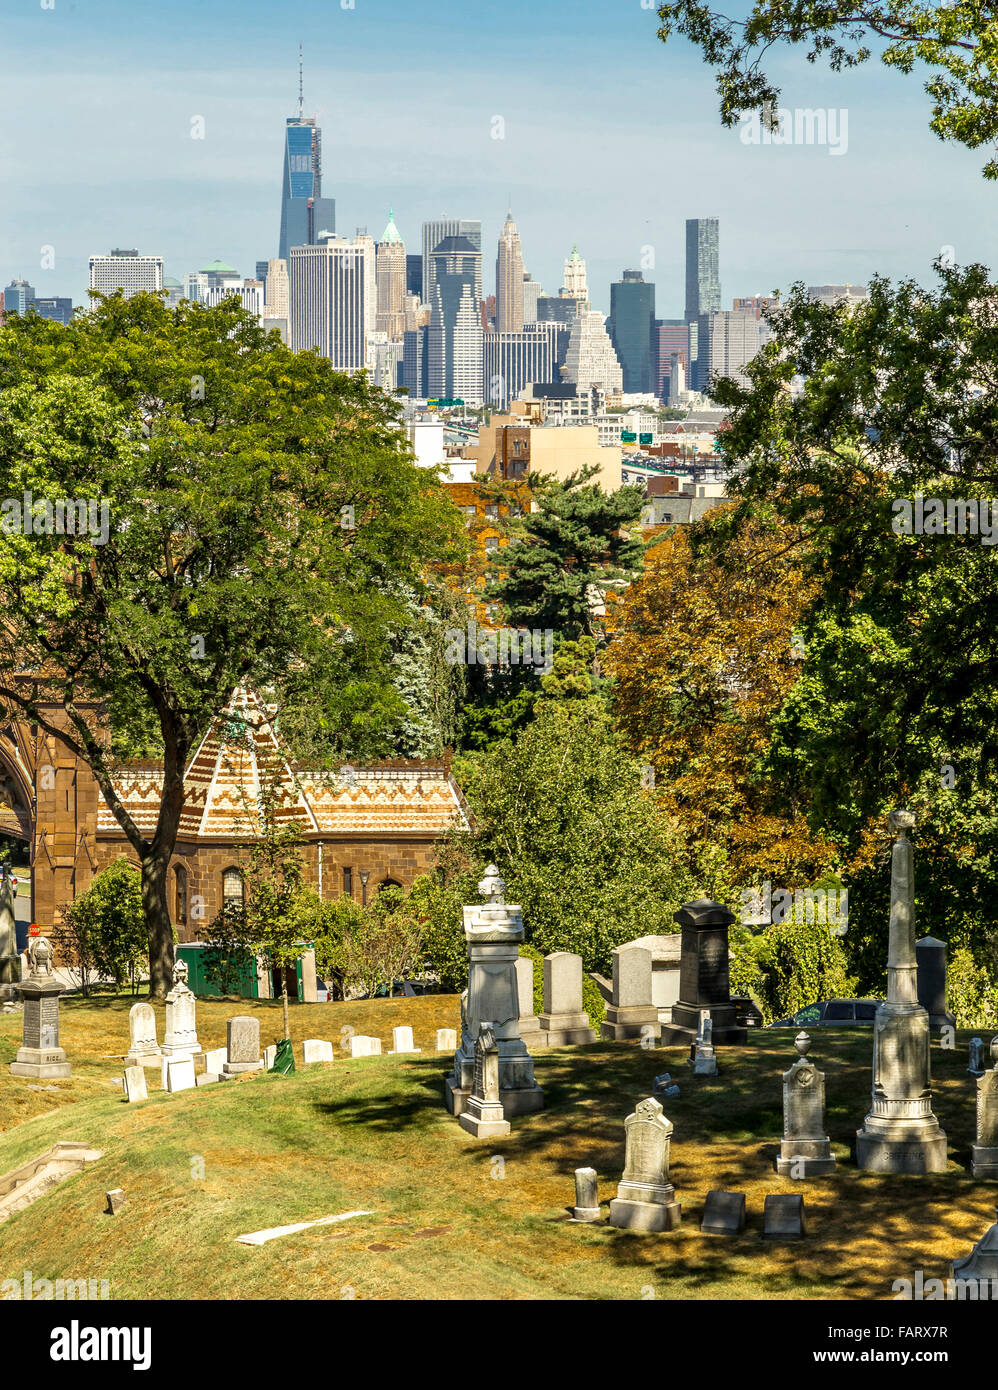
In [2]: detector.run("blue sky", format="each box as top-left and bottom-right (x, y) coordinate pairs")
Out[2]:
(2, 0), (995, 313)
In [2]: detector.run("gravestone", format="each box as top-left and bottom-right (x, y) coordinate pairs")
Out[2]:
(303, 1039), (334, 1064)
(856, 810), (948, 1173)
(539, 952), (596, 1045)
(202, 1047), (227, 1075)
(659, 900), (747, 1046)
(124, 1002), (161, 1069)
(951, 1208), (998, 1283)
(600, 945), (660, 1042)
(350, 1035), (382, 1058)
(196, 1073), (218, 1087)
(436, 1028), (458, 1052)
(972, 1037), (998, 1179)
(969, 1037), (986, 1077)
(776, 1032), (836, 1177)
(701, 1190), (746, 1236)
(608, 1096), (682, 1232)
(10, 938), (71, 1079)
(764, 1193), (806, 1240)
(572, 1167), (601, 1222)
(263, 1044), (277, 1070)
(105, 1189), (127, 1216)
(690, 1015), (719, 1076)
(165, 1057), (196, 1093)
(915, 935), (954, 1029)
(123, 1065), (148, 1103)
(0, 867), (21, 1004)
(653, 1072), (681, 1100)
(446, 867), (544, 1117)
(458, 1023), (511, 1138)
(515, 955), (545, 1046)
(161, 959), (202, 1058)
(391, 1025), (420, 1054)
(223, 1016), (263, 1074)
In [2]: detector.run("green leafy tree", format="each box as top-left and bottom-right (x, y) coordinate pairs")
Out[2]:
(657, 0), (998, 178)
(58, 858), (148, 995)
(0, 292), (462, 995)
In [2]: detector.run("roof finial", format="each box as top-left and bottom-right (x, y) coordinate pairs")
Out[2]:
(298, 44), (304, 120)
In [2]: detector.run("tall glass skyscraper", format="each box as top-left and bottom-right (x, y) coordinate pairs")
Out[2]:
(609, 269), (656, 395)
(278, 59), (335, 263)
(685, 218), (720, 321)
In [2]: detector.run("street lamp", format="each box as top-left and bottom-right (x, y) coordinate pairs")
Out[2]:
(359, 870), (370, 907)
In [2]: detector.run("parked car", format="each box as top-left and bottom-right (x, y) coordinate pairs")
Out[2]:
(771, 998), (883, 1027)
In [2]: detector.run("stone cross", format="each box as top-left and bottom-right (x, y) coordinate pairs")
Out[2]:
(608, 1096), (682, 1232)
(775, 1032), (836, 1177)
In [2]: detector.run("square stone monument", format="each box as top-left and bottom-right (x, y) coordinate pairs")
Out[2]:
(10, 938), (71, 1079)
(160, 959), (202, 1058)
(775, 1031), (836, 1177)
(856, 810), (948, 1173)
(608, 1096), (682, 1232)
(124, 1001), (162, 1069)
(972, 1037), (998, 1179)
(600, 945), (660, 1042)
(223, 1015), (263, 1074)
(458, 1023), (511, 1139)
(915, 935), (955, 1030)
(446, 866), (544, 1117)
(539, 953), (596, 1045)
(659, 899), (747, 1046)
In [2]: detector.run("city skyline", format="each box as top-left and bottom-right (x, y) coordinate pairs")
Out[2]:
(3, 0), (994, 314)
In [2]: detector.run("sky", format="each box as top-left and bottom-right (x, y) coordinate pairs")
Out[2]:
(2, 0), (996, 315)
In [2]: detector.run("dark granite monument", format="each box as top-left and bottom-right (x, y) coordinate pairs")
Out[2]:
(659, 899), (747, 1046)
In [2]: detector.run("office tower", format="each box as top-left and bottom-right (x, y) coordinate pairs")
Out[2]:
(2, 279), (36, 315)
(404, 293), (426, 333)
(694, 309), (770, 394)
(162, 279), (184, 309)
(609, 269), (656, 394)
(667, 353), (686, 405)
(278, 54), (336, 262)
(89, 250), (164, 299)
(427, 235), (483, 404)
(31, 297), (74, 324)
(807, 284), (869, 308)
(685, 218), (721, 321)
(200, 280), (264, 321)
(481, 295), (496, 331)
(495, 211), (525, 332)
(264, 258), (290, 320)
(421, 219), (482, 314)
(289, 239), (367, 373)
(255, 260), (270, 283)
(406, 253), (423, 300)
(402, 325), (429, 397)
(561, 245), (589, 306)
(537, 295), (578, 325)
(732, 294), (779, 317)
(523, 273), (541, 325)
(375, 208), (407, 340)
(483, 325), (558, 409)
(562, 311), (623, 395)
(183, 261), (241, 303)
(656, 320), (689, 400)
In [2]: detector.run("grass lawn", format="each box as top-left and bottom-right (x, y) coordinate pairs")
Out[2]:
(0, 996), (993, 1300)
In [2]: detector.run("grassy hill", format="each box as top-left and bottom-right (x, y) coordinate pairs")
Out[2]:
(0, 996), (993, 1300)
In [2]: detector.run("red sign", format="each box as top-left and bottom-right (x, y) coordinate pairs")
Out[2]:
(28, 923), (41, 937)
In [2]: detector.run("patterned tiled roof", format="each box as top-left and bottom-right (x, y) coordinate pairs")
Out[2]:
(98, 688), (469, 840)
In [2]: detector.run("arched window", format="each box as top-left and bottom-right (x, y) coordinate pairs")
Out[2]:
(173, 864), (188, 925)
(222, 867), (244, 906)
(379, 877), (403, 893)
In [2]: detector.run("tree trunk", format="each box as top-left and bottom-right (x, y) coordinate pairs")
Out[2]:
(281, 977), (290, 1041)
(142, 848), (174, 1000)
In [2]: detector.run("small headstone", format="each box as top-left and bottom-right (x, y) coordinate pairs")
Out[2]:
(516, 955), (545, 1046)
(572, 1166), (601, 1222)
(196, 1072), (219, 1087)
(263, 1044), (277, 1070)
(775, 1032), (836, 1177)
(436, 1028), (458, 1052)
(161, 959), (201, 1057)
(916, 935), (954, 1028)
(458, 1023), (511, 1138)
(123, 1065), (148, 1104)
(303, 1039), (334, 1064)
(223, 1015), (263, 1074)
(165, 1057), (196, 1093)
(653, 1072), (681, 1099)
(124, 1001), (161, 1068)
(349, 1035), (382, 1058)
(763, 1193), (806, 1240)
(608, 1096), (682, 1232)
(391, 1025), (420, 1054)
(105, 1189), (126, 1216)
(202, 1047), (226, 1074)
(539, 952), (596, 1045)
(701, 1190), (746, 1236)
(972, 1037), (998, 1179)
(951, 1207), (998, 1282)
(969, 1037), (986, 1076)
(601, 945), (660, 1041)
(690, 1016), (719, 1076)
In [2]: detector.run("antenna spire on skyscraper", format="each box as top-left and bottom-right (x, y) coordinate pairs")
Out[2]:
(298, 44), (304, 120)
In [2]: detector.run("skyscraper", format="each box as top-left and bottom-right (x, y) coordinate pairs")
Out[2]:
(483, 325), (558, 409)
(685, 218), (721, 321)
(561, 245), (589, 305)
(353, 230), (378, 340)
(428, 235), (483, 404)
(495, 211), (525, 333)
(2, 279), (36, 315)
(609, 270), (656, 395)
(421, 220), (482, 313)
(89, 250), (164, 299)
(289, 239), (368, 373)
(522, 273), (541, 325)
(264, 258), (290, 320)
(406, 254), (423, 300)
(562, 311), (623, 396)
(375, 209), (407, 340)
(278, 53), (336, 263)
(656, 319), (689, 400)
(694, 309), (770, 394)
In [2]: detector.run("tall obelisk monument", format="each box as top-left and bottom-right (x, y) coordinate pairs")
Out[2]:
(856, 809), (948, 1172)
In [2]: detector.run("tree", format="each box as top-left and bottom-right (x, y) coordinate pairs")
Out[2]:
(341, 885), (426, 1000)
(57, 858), (147, 995)
(656, 0), (998, 177)
(0, 292), (462, 995)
